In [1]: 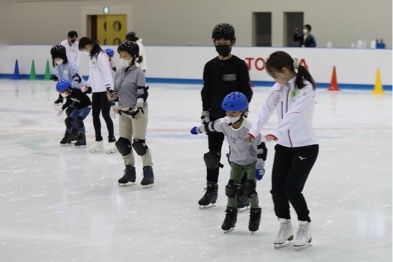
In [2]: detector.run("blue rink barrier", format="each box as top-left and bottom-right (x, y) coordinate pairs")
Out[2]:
(0, 74), (391, 91)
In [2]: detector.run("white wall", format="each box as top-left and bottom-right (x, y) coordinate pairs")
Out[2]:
(0, 45), (391, 90)
(0, 0), (391, 48)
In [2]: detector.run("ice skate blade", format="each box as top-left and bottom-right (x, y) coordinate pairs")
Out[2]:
(142, 183), (154, 188)
(274, 241), (292, 249)
(237, 206), (250, 212)
(75, 145), (86, 148)
(60, 144), (71, 147)
(106, 149), (117, 154)
(118, 182), (135, 186)
(198, 203), (216, 209)
(223, 228), (234, 233)
(293, 239), (312, 251)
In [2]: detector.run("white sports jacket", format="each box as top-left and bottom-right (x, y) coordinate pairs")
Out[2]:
(249, 77), (318, 148)
(86, 51), (114, 92)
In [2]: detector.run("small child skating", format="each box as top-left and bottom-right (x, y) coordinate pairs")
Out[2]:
(56, 80), (92, 147)
(191, 92), (267, 233)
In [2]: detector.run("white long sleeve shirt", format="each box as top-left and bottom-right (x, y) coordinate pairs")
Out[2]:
(136, 38), (147, 71)
(60, 39), (81, 69)
(249, 77), (318, 148)
(86, 51), (114, 93)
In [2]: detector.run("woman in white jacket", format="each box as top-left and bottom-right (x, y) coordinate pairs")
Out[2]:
(244, 51), (319, 249)
(79, 37), (116, 153)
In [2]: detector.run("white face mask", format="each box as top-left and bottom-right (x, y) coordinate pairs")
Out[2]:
(223, 115), (241, 125)
(55, 59), (63, 65)
(60, 92), (68, 98)
(303, 29), (309, 34)
(120, 58), (132, 68)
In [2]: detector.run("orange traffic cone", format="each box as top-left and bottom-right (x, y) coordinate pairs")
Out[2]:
(328, 66), (339, 91)
(372, 68), (384, 95)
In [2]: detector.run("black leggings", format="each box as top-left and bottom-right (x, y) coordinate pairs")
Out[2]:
(270, 144), (319, 222)
(91, 92), (114, 141)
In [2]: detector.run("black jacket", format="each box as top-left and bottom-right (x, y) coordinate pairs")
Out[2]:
(201, 55), (253, 119)
(62, 88), (92, 110)
(293, 33), (317, 47)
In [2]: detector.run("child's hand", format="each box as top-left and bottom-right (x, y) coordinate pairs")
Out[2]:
(57, 109), (64, 117)
(81, 86), (89, 93)
(243, 133), (255, 143)
(190, 126), (202, 135)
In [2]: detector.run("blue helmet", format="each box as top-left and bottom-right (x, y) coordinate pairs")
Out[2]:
(105, 48), (115, 57)
(221, 92), (248, 111)
(56, 79), (71, 92)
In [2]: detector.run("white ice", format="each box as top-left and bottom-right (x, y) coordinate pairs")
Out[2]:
(0, 80), (391, 262)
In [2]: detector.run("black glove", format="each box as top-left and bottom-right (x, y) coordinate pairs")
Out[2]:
(50, 74), (58, 81)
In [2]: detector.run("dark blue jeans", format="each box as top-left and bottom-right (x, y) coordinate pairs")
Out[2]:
(66, 107), (91, 133)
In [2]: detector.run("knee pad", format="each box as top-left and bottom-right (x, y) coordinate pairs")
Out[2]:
(204, 151), (221, 170)
(115, 137), (132, 156)
(64, 117), (73, 128)
(225, 179), (239, 198)
(132, 139), (148, 156)
(245, 180), (257, 198)
(75, 116), (84, 129)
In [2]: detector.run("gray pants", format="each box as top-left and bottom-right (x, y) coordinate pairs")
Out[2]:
(118, 107), (153, 167)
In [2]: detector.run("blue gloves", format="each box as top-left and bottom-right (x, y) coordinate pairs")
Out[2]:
(255, 159), (265, 181)
(190, 126), (201, 135)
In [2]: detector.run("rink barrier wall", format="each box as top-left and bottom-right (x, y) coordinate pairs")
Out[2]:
(0, 45), (391, 91)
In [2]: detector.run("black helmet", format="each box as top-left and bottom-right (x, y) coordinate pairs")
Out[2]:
(117, 41), (139, 57)
(125, 31), (139, 42)
(50, 45), (66, 58)
(212, 23), (236, 43)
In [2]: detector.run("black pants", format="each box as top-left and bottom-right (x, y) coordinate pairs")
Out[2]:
(271, 144), (319, 222)
(91, 92), (114, 141)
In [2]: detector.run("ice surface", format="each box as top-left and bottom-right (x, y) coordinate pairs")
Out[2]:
(0, 80), (391, 262)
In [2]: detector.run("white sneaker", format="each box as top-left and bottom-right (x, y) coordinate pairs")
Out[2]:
(274, 218), (294, 248)
(89, 141), (103, 153)
(293, 221), (312, 247)
(106, 142), (117, 154)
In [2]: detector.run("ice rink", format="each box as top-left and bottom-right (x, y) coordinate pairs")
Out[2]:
(0, 79), (391, 262)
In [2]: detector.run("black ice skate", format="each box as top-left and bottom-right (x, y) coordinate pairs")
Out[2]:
(198, 181), (218, 208)
(71, 128), (78, 142)
(236, 184), (250, 210)
(60, 131), (72, 145)
(221, 206), (238, 233)
(75, 133), (86, 147)
(141, 166), (154, 187)
(248, 207), (262, 233)
(118, 166), (136, 185)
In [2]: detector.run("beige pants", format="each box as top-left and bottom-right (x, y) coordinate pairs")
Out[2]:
(118, 107), (153, 167)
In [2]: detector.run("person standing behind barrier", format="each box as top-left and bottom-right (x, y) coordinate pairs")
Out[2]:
(198, 23), (253, 208)
(293, 24), (317, 47)
(244, 51), (319, 249)
(109, 41), (154, 187)
(55, 31), (81, 104)
(78, 37), (117, 154)
(125, 32), (147, 72)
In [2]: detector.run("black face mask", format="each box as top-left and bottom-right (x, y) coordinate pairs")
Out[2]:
(215, 45), (232, 57)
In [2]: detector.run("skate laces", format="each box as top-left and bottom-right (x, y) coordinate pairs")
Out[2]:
(296, 224), (307, 240)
